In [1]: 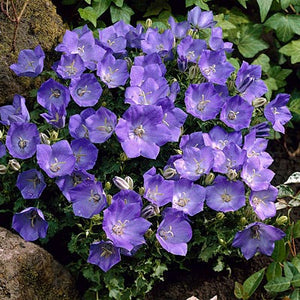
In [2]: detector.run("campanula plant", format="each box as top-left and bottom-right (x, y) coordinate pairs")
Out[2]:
(0, 4), (293, 299)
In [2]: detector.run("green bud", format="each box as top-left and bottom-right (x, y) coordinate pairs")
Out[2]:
(276, 215), (288, 226)
(49, 130), (59, 141)
(187, 28), (194, 37)
(0, 164), (8, 175)
(139, 187), (145, 196)
(188, 65), (199, 80)
(216, 212), (225, 220)
(145, 18), (152, 29)
(91, 214), (101, 223)
(120, 152), (128, 162)
(253, 97), (267, 108)
(104, 182), (111, 190)
(8, 159), (21, 171)
(145, 228), (154, 239)
(219, 238), (226, 246)
(0, 130), (3, 139)
(106, 194), (112, 205)
(240, 217), (248, 226)
(205, 172), (215, 185)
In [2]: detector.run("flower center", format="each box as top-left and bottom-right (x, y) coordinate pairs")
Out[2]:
(76, 85), (90, 97)
(175, 193), (190, 207)
(29, 210), (38, 228)
(65, 60), (78, 76)
(159, 225), (174, 240)
(251, 225), (260, 239)
(18, 136), (28, 149)
(27, 175), (41, 189)
(227, 110), (239, 120)
(134, 125), (145, 138)
(197, 95), (211, 112)
(96, 118), (113, 133)
(221, 193), (232, 202)
(50, 157), (66, 173)
(112, 220), (129, 236)
(89, 190), (101, 203)
(147, 185), (163, 201)
(100, 244), (114, 258)
(202, 64), (216, 76)
(252, 196), (263, 207)
(186, 51), (195, 61)
(50, 88), (61, 99)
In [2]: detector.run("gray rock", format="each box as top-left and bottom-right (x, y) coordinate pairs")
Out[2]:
(0, 227), (80, 300)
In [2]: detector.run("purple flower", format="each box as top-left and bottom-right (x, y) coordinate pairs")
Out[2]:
(129, 64), (164, 87)
(37, 78), (70, 110)
(206, 176), (246, 212)
(172, 179), (206, 216)
(16, 169), (46, 199)
(10, 45), (45, 77)
(53, 54), (85, 79)
(187, 6), (215, 29)
(70, 180), (107, 218)
(156, 208), (192, 256)
(112, 190), (143, 208)
(264, 94), (292, 134)
(168, 16), (190, 39)
(232, 222), (285, 260)
(249, 185), (278, 220)
(235, 62), (268, 104)
(70, 73), (102, 107)
(199, 50), (234, 85)
(185, 83), (223, 121)
(115, 105), (171, 159)
(87, 241), (121, 272)
(103, 200), (151, 251)
(0, 94), (30, 125)
(180, 131), (205, 150)
(6, 122), (40, 159)
(174, 146), (214, 181)
(40, 104), (66, 129)
(143, 167), (174, 207)
(85, 107), (117, 144)
(134, 53), (166, 75)
(163, 154), (182, 180)
(0, 142), (6, 158)
(97, 54), (129, 88)
(69, 108), (95, 139)
(220, 96), (253, 130)
(209, 27), (233, 52)
(71, 138), (98, 170)
(12, 207), (48, 241)
(36, 140), (76, 178)
(177, 36), (206, 64)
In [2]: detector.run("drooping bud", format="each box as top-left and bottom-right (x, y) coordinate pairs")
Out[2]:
(8, 159), (21, 171)
(104, 181), (111, 191)
(253, 97), (267, 108)
(216, 212), (225, 220)
(124, 176), (134, 190)
(204, 172), (215, 185)
(139, 186), (145, 196)
(141, 204), (160, 219)
(240, 217), (248, 226)
(276, 215), (288, 226)
(189, 65), (199, 80)
(113, 176), (130, 190)
(106, 194), (112, 205)
(163, 167), (177, 179)
(145, 18), (152, 29)
(0, 164), (8, 175)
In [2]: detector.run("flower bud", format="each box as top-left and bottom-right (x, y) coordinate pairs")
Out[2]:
(39, 132), (50, 145)
(0, 164), (8, 175)
(104, 181), (112, 191)
(124, 176), (134, 190)
(145, 18), (152, 28)
(276, 215), (288, 226)
(145, 228), (154, 239)
(187, 28), (194, 37)
(218, 238), (226, 246)
(106, 194), (112, 205)
(8, 159), (21, 171)
(0, 130), (3, 139)
(163, 167), (177, 179)
(120, 152), (128, 162)
(113, 176), (130, 190)
(205, 172), (215, 185)
(253, 97), (267, 108)
(141, 204), (160, 219)
(139, 187), (145, 196)
(49, 130), (59, 141)
(189, 65), (199, 80)
(91, 214), (101, 223)
(216, 212), (225, 220)
(226, 169), (238, 181)
(240, 217), (248, 226)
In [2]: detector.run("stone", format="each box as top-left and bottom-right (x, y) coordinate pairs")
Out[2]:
(0, 227), (80, 300)
(0, 0), (65, 105)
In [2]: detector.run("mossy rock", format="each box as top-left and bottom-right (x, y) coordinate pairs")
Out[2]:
(0, 0), (66, 105)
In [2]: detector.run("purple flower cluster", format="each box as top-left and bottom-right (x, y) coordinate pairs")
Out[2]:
(3, 5), (292, 272)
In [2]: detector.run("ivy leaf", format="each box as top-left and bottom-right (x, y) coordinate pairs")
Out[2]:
(257, 0), (273, 22)
(235, 24), (268, 57)
(265, 13), (300, 42)
(280, 40), (300, 63)
(288, 96), (300, 121)
(252, 53), (271, 73)
(185, 0), (210, 10)
(110, 4), (134, 24)
(143, 0), (171, 17)
(112, 0), (123, 7)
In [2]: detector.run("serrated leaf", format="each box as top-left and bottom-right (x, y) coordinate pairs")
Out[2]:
(243, 268), (265, 299)
(112, 0), (123, 7)
(214, 14), (236, 32)
(252, 54), (270, 73)
(110, 4), (134, 24)
(264, 276), (291, 292)
(236, 24), (269, 58)
(272, 239), (287, 262)
(277, 184), (295, 197)
(267, 66), (292, 89)
(291, 288), (300, 300)
(280, 40), (300, 64)
(265, 13), (300, 42)
(266, 262), (282, 281)
(257, 0), (273, 22)
(78, 7), (99, 27)
(285, 172), (300, 184)
(234, 282), (244, 299)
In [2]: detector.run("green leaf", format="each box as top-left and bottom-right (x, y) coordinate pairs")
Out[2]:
(234, 282), (244, 299)
(214, 14), (236, 32)
(143, 0), (171, 17)
(185, 0), (210, 10)
(237, 0), (248, 8)
(110, 4), (134, 24)
(264, 276), (291, 292)
(291, 288), (300, 300)
(252, 54), (270, 73)
(285, 172), (300, 184)
(78, 7), (99, 27)
(281, 0), (292, 9)
(272, 239), (287, 262)
(236, 24), (269, 58)
(285, 262), (297, 280)
(112, 0), (123, 7)
(292, 257), (300, 273)
(267, 66), (292, 89)
(292, 274), (300, 287)
(289, 97), (300, 120)
(265, 13), (300, 42)
(277, 184), (294, 197)
(293, 220), (300, 239)
(62, 0), (78, 5)
(257, 0), (273, 22)
(266, 262), (282, 281)
(280, 40), (300, 63)
(243, 268), (265, 299)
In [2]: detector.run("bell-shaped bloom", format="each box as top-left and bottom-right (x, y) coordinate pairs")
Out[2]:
(143, 167), (174, 207)
(56, 169), (95, 202)
(177, 36), (206, 64)
(16, 169), (46, 199)
(69, 73), (102, 107)
(69, 108), (95, 139)
(206, 176), (246, 212)
(209, 27), (233, 53)
(199, 50), (234, 85)
(70, 180), (107, 218)
(87, 241), (121, 272)
(172, 179), (206, 216)
(112, 189), (143, 208)
(53, 54), (85, 79)
(129, 64), (164, 87)
(115, 105), (172, 159)
(187, 6), (215, 29)
(185, 83), (223, 121)
(174, 146), (214, 181)
(10, 45), (45, 77)
(220, 96), (253, 131)
(134, 53), (166, 76)
(235, 61), (267, 104)
(232, 222), (285, 260)
(168, 16), (190, 39)
(37, 78), (70, 110)
(180, 131), (205, 150)
(102, 200), (151, 251)
(85, 107), (117, 144)
(162, 154), (182, 180)
(97, 54), (129, 88)
(156, 208), (192, 256)
(264, 93), (292, 134)
(71, 138), (98, 170)
(36, 140), (76, 178)
(241, 157), (274, 191)
(6, 122), (40, 159)
(250, 121), (270, 138)
(40, 104), (66, 129)
(0, 94), (30, 125)
(249, 185), (278, 220)
(12, 207), (48, 241)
